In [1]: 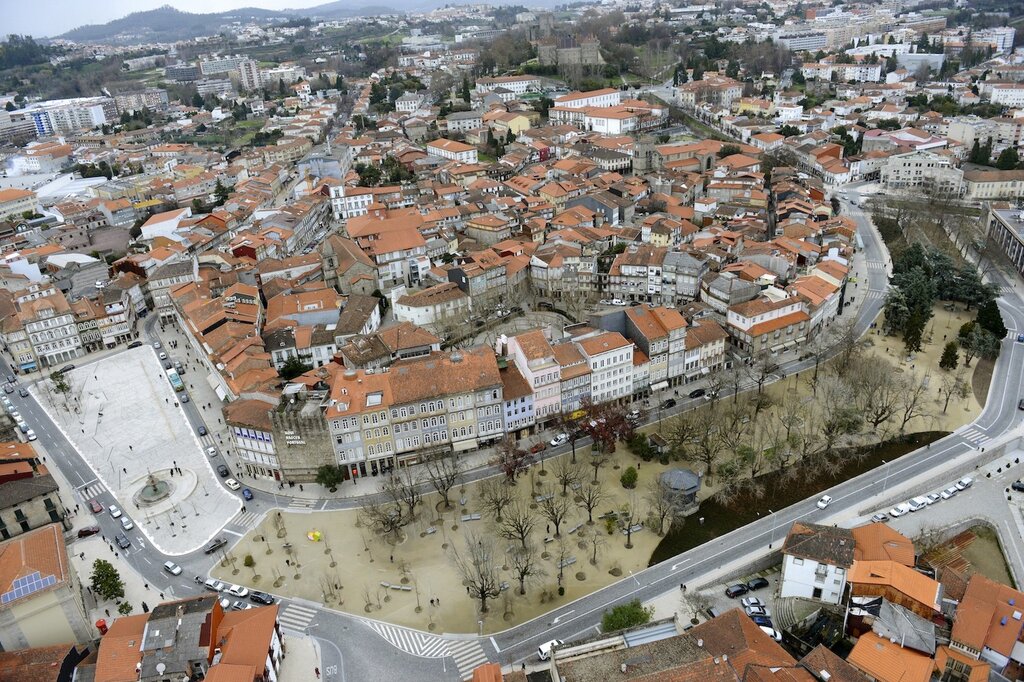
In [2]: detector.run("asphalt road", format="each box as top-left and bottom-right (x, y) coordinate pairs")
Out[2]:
(9, 185), (1024, 679)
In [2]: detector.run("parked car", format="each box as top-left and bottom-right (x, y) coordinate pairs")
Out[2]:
(1012, 481), (1024, 493)
(745, 605), (771, 618)
(225, 478), (240, 490)
(660, 398), (676, 409)
(940, 486), (958, 499)
(163, 561), (182, 576)
(204, 579), (226, 592)
(108, 505), (122, 518)
(207, 446), (218, 457)
(152, 341), (161, 349)
(626, 409), (641, 421)
(816, 495), (833, 509)
(688, 388), (706, 399)
(217, 464), (230, 478)
(227, 584), (249, 598)
(549, 433), (569, 447)
(746, 577), (769, 591)
(127, 341), (143, 349)
(77, 525), (101, 538)
(926, 493), (941, 504)
(760, 626), (783, 642)
(529, 442), (547, 454)
(89, 499), (103, 514)
(750, 615), (773, 628)
(115, 533), (131, 549)
(956, 477), (973, 490)
(55, 364), (75, 374)
(741, 597), (766, 609)
(611, 298), (627, 306)
(120, 517), (134, 531)
(907, 497), (928, 512)
(18, 388), (27, 397)
(538, 639), (563, 661)
(198, 425), (208, 436)
(204, 537), (227, 554)
(870, 513), (889, 523)
(889, 502), (911, 517)
(249, 591), (275, 605)
(242, 488), (253, 501)
(725, 584), (749, 598)
(158, 352), (168, 361)
(26, 429), (36, 441)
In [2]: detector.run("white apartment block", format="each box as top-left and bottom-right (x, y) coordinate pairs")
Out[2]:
(506, 330), (562, 426)
(475, 75), (540, 96)
(879, 150), (964, 195)
(990, 84), (1024, 108)
(576, 332), (634, 404)
(554, 88), (622, 109)
(426, 138), (478, 164)
(779, 522), (853, 605)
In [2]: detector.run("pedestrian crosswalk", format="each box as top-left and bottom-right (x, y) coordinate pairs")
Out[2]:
(230, 509), (260, 530)
(78, 480), (106, 501)
(362, 621), (491, 680)
(448, 640), (490, 680)
(960, 426), (988, 448)
(278, 602), (318, 632)
(288, 497), (317, 510)
(364, 621), (450, 657)
(867, 261), (887, 271)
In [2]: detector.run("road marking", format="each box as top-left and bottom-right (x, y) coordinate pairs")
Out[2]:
(448, 640), (489, 680)
(278, 603), (319, 632)
(551, 610), (575, 624)
(223, 529), (243, 537)
(490, 636), (500, 653)
(671, 559), (690, 570)
(363, 620), (450, 658)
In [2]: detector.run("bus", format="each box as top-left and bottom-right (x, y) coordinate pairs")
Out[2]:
(166, 368), (185, 392)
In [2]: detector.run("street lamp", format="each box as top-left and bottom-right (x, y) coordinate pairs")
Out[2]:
(881, 459), (892, 493)
(769, 509), (776, 550)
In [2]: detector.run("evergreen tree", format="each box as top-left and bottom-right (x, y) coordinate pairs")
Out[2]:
(461, 75), (471, 103)
(976, 298), (1007, 339)
(995, 147), (1020, 171)
(91, 559), (125, 601)
(939, 341), (959, 370)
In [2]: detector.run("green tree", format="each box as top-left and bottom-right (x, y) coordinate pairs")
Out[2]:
(91, 559), (125, 601)
(4, 101), (15, 112)
(883, 288), (910, 336)
(117, 602), (133, 616)
(939, 341), (959, 370)
(976, 298), (1007, 339)
(995, 147), (1020, 171)
(191, 92), (204, 108)
(718, 144), (741, 158)
(279, 356), (312, 380)
(903, 311), (926, 353)
(620, 466), (638, 489)
(315, 464), (345, 491)
(214, 179), (231, 205)
(461, 75), (471, 103)
(960, 323), (999, 366)
(601, 599), (653, 632)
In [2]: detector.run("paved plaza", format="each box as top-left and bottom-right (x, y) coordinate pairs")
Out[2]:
(33, 346), (240, 555)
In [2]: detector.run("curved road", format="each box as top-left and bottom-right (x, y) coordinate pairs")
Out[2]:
(7, 186), (1024, 679)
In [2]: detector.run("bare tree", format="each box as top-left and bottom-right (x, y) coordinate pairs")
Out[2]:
(479, 478), (515, 523)
(939, 369), (971, 413)
(589, 447), (609, 485)
(619, 495), (643, 550)
(682, 409), (725, 478)
(896, 376), (930, 431)
(496, 437), (532, 483)
(554, 413), (584, 463)
(358, 497), (407, 539)
(386, 467), (423, 520)
(555, 538), (572, 587)
(644, 479), (683, 536)
(553, 457), (584, 497)
(450, 532), (501, 614)
(745, 350), (777, 394)
(814, 375), (863, 459)
(588, 530), (605, 566)
(577, 480), (608, 524)
(424, 451), (461, 510)
(539, 491), (573, 537)
(508, 543), (544, 595)
(497, 500), (536, 550)
(851, 358), (902, 430)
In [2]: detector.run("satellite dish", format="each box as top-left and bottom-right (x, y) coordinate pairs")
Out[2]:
(156, 663), (166, 674)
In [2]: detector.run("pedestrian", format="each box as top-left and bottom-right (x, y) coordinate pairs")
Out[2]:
(546, 524), (550, 534)
(129, 445), (132, 451)
(436, 598), (439, 605)
(315, 668), (320, 679)
(430, 598), (434, 606)
(144, 583), (149, 590)
(300, 484), (304, 492)
(105, 608), (110, 617)
(390, 554), (393, 563)
(80, 551), (85, 559)
(522, 663), (526, 671)
(160, 592), (165, 599)
(286, 559), (291, 566)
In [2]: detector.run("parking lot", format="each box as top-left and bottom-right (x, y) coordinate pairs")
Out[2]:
(33, 346), (240, 555)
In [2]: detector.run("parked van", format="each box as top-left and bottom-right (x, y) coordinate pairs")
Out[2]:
(908, 497), (929, 512)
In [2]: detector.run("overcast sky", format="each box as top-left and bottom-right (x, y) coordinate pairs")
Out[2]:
(6, 1), (330, 38)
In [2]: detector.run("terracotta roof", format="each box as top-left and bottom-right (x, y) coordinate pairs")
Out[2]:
(500, 365), (532, 401)
(577, 331), (631, 357)
(851, 524), (915, 566)
(377, 321), (440, 352)
(745, 310), (810, 337)
(847, 631), (933, 682)
(0, 523), (70, 608)
(0, 644), (89, 682)
(951, 573), (1024, 656)
(799, 644), (870, 682)
(848, 560), (942, 612)
(223, 398), (274, 431)
(513, 329), (555, 362)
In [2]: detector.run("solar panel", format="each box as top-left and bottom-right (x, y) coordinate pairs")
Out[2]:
(1, 571), (57, 604)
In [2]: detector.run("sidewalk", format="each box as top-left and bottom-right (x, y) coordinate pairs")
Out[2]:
(278, 634), (322, 682)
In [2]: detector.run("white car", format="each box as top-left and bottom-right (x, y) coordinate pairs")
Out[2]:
(955, 477), (973, 491)
(816, 495), (832, 509)
(549, 433), (569, 447)
(225, 478), (241, 491)
(153, 341), (161, 349)
(26, 429), (36, 441)
(599, 299), (612, 305)
(207, 447), (218, 457)
(108, 505), (122, 518)
(941, 486), (958, 499)
(158, 352), (168, 361)
(926, 493), (941, 505)
(120, 517), (134, 531)
(611, 298), (626, 306)
(227, 584), (249, 598)
(538, 638), (563, 661)
(163, 561), (182, 576)
(741, 597), (766, 609)
(888, 506), (906, 518)
(759, 626), (783, 642)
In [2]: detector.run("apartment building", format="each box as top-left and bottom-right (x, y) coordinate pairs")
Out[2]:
(780, 522), (854, 605)
(0, 443), (69, 541)
(326, 347), (503, 478)
(0, 189), (37, 221)
(506, 330), (561, 426)
(575, 332), (633, 404)
(879, 150), (964, 196)
(18, 289), (83, 370)
(474, 75), (540, 96)
(727, 295), (810, 356)
(426, 138), (478, 164)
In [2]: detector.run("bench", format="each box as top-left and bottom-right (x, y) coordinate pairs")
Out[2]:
(599, 511), (617, 520)
(567, 523), (583, 535)
(500, 581), (510, 592)
(621, 524), (644, 535)
(380, 582), (391, 588)
(570, 482), (582, 491)
(544, 536), (555, 544)
(558, 557), (577, 568)
(459, 497), (467, 506)
(425, 526), (437, 535)
(460, 515), (472, 522)
(535, 494), (554, 503)
(470, 513), (481, 521)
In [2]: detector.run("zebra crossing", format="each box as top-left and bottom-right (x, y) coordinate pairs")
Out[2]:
(277, 602), (318, 632)
(363, 621), (490, 679)
(867, 261), (887, 271)
(448, 640), (490, 680)
(864, 289), (887, 301)
(78, 480), (106, 501)
(288, 497), (317, 510)
(960, 426), (988, 448)
(229, 509), (260, 530)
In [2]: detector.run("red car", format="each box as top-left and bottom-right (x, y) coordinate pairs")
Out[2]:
(77, 525), (101, 538)
(529, 443), (547, 454)
(89, 499), (103, 514)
